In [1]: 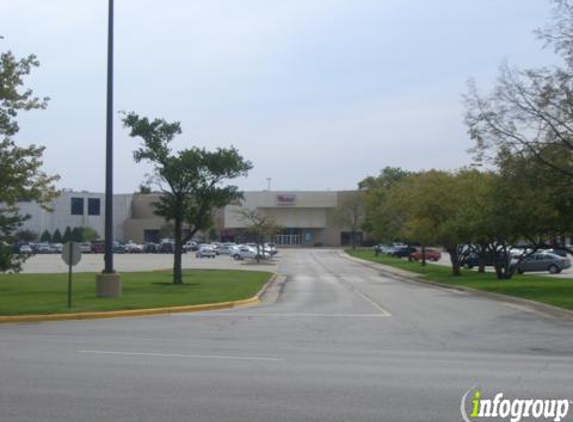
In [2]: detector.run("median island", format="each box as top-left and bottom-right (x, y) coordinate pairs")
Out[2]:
(346, 249), (573, 312)
(0, 269), (273, 317)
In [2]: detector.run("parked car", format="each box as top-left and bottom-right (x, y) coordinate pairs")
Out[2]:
(143, 242), (160, 253)
(217, 242), (237, 255)
(49, 243), (63, 254)
(79, 242), (92, 253)
(460, 251), (504, 269)
(388, 246), (417, 258)
(19, 244), (32, 255)
(544, 248), (568, 258)
(159, 241), (174, 254)
(183, 241), (198, 252)
(231, 245), (271, 261)
(113, 242), (126, 254)
(264, 243), (278, 255)
(196, 246), (217, 258)
(410, 248), (441, 262)
(517, 252), (571, 274)
(124, 242), (143, 253)
(36, 243), (51, 254)
(91, 242), (105, 253)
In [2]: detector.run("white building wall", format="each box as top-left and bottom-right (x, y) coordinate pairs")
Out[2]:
(11, 191), (133, 241)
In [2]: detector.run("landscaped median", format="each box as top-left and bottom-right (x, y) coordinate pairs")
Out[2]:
(346, 249), (573, 313)
(0, 269), (274, 322)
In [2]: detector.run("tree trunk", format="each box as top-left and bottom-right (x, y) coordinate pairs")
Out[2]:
(421, 244), (426, 266)
(449, 248), (461, 276)
(351, 230), (356, 250)
(173, 217), (183, 285)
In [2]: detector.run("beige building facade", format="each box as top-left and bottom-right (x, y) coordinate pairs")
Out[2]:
(123, 191), (362, 247)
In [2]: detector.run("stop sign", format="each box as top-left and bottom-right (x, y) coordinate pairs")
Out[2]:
(62, 241), (82, 266)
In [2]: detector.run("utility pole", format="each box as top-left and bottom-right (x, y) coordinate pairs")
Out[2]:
(96, 0), (121, 298)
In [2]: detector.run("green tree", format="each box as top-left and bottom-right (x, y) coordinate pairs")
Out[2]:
(0, 50), (59, 272)
(62, 226), (72, 244)
(40, 229), (51, 243)
(15, 229), (37, 243)
(52, 229), (62, 243)
(123, 113), (252, 284)
(71, 227), (82, 242)
(159, 222), (174, 240)
(237, 208), (282, 261)
(80, 226), (99, 242)
(360, 167), (410, 243)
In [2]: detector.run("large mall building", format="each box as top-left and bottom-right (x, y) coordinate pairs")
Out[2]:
(15, 190), (364, 247)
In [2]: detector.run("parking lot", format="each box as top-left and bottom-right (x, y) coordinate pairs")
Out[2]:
(19, 251), (279, 274)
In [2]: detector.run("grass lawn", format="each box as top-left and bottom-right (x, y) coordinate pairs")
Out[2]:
(346, 249), (573, 311)
(0, 269), (272, 316)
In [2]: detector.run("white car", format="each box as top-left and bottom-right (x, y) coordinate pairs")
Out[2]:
(124, 242), (143, 253)
(231, 245), (271, 261)
(36, 243), (51, 254)
(19, 244), (33, 255)
(79, 242), (93, 253)
(196, 246), (217, 258)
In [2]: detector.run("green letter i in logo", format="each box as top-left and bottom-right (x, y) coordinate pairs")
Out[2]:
(471, 390), (482, 417)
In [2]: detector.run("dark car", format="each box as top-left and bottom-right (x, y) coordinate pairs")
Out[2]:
(143, 242), (160, 253)
(460, 252), (500, 269)
(91, 242), (105, 253)
(159, 241), (174, 254)
(113, 242), (126, 254)
(388, 246), (417, 258)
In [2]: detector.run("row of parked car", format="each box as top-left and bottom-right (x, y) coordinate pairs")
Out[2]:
(194, 242), (278, 261)
(373, 243), (571, 274)
(374, 243), (442, 261)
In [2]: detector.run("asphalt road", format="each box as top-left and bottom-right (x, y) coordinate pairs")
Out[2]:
(2, 249), (573, 421)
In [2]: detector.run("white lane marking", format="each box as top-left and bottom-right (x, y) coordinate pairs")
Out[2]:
(173, 313), (390, 318)
(78, 350), (283, 362)
(352, 289), (393, 317)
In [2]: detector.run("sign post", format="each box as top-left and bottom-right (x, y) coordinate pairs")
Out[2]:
(62, 241), (82, 308)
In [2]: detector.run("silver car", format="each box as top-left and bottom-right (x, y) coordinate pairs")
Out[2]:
(517, 252), (571, 274)
(196, 246), (217, 258)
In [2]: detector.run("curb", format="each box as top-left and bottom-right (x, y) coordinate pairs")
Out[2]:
(0, 273), (279, 324)
(342, 252), (573, 321)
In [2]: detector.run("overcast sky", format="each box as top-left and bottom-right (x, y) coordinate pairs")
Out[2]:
(1, 0), (561, 193)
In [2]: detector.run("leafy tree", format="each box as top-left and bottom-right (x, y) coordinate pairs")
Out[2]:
(123, 112), (252, 284)
(0, 50), (59, 272)
(159, 222), (174, 240)
(52, 229), (62, 243)
(80, 226), (99, 242)
(15, 229), (37, 243)
(237, 208), (282, 260)
(336, 191), (366, 250)
(360, 167), (410, 242)
(359, 166), (410, 191)
(40, 229), (51, 242)
(465, 0), (573, 179)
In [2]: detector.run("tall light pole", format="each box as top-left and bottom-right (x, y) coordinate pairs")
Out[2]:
(96, 0), (121, 297)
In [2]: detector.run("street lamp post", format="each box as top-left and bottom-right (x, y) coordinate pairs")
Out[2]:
(96, 0), (121, 297)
